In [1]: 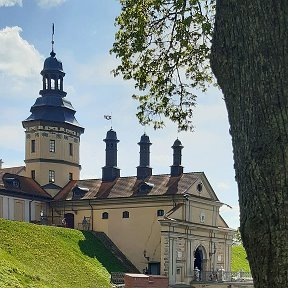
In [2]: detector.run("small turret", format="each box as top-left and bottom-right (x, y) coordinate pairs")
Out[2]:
(102, 129), (120, 181)
(170, 138), (183, 176)
(137, 133), (152, 179)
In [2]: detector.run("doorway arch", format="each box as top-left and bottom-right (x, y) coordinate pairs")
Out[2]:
(194, 245), (206, 271)
(64, 213), (74, 229)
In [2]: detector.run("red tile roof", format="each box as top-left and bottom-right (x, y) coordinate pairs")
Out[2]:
(1, 173), (52, 200)
(54, 173), (201, 201)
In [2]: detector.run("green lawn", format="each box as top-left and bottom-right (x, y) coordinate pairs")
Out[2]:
(0, 219), (125, 288)
(0, 218), (251, 287)
(231, 245), (250, 272)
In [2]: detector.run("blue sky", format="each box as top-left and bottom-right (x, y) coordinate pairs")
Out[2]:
(0, 0), (239, 228)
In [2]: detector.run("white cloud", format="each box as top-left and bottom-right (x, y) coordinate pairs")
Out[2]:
(0, 26), (43, 78)
(34, 0), (65, 8)
(217, 181), (230, 191)
(220, 205), (240, 229)
(0, 0), (22, 7)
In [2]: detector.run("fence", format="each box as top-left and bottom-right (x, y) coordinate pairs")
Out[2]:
(193, 269), (252, 282)
(111, 270), (253, 287)
(111, 272), (125, 285)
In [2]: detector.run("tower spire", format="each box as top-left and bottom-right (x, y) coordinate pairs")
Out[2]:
(51, 23), (55, 57)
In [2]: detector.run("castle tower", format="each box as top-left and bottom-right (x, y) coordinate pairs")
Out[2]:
(22, 43), (84, 196)
(170, 138), (184, 177)
(102, 128), (120, 181)
(137, 133), (152, 179)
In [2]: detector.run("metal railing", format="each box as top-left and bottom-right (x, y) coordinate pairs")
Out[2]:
(193, 270), (252, 282)
(111, 272), (125, 285)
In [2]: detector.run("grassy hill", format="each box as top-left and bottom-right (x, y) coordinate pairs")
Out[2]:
(0, 219), (126, 288)
(0, 218), (252, 287)
(231, 244), (250, 272)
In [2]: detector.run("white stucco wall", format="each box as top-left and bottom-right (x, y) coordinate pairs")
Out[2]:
(0, 195), (44, 222)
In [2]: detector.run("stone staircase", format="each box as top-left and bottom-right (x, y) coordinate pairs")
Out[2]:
(91, 231), (139, 273)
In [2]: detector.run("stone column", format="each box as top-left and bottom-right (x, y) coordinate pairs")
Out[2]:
(169, 237), (176, 285)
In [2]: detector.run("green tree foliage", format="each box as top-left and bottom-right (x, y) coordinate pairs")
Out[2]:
(113, 2), (288, 287)
(231, 245), (250, 272)
(111, 0), (215, 130)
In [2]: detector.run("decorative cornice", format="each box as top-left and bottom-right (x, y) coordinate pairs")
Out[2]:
(24, 158), (81, 168)
(22, 120), (84, 135)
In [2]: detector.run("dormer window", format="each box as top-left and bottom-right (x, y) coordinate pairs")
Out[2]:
(72, 186), (89, 200)
(12, 179), (20, 189)
(138, 182), (154, 194)
(4, 178), (20, 189)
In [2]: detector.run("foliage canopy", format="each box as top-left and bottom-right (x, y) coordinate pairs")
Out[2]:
(111, 0), (215, 130)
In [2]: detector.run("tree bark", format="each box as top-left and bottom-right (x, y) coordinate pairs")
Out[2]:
(211, 1), (288, 287)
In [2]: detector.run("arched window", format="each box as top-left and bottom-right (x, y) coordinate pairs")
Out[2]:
(44, 77), (48, 89)
(122, 211), (129, 219)
(102, 212), (109, 219)
(157, 209), (164, 217)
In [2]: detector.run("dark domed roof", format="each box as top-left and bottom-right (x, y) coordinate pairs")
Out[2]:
(172, 138), (183, 148)
(42, 51), (63, 72)
(105, 129), (119, 141)
(23, 48), (83, 134)
(139, 133), (151, 145)
(23, 96), (84, 132)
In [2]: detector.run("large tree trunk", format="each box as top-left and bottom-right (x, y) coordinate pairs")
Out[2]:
(211, 1), (288, 287)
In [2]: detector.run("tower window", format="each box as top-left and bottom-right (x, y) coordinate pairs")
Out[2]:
(102, 212), (109, 219)
(31, 140), (35, 153)
(51, 79), (56, 90)
(49, 170), (55, 183)
(31, 170), (36, 180)
(69, 143), (73, 156)
(122, 211), (129, 219)
(69, 173), (73, 181)
(157, 209), (164, 217)
(45, 78), (48, 89)
(49, 140), (55, 153)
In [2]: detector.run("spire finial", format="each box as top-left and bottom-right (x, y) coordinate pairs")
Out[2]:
(50, 23), (56, 57)
(52, 23), (54, 51)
